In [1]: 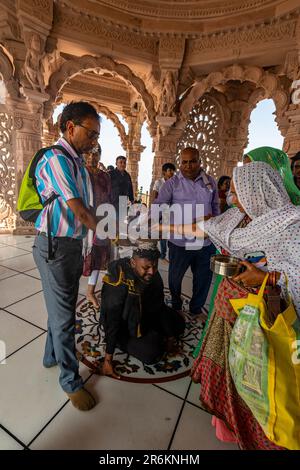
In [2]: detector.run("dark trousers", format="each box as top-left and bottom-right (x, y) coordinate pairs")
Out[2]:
(33, 234), (83, 393)
(168, 242), (215, 314)
(118, 306), (185, 364)
(160, 240), (167, 258)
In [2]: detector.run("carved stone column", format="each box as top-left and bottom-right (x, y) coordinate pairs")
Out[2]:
(278, 48), (300, 157)
(220, 139), (247, 176)
(0, 103), (16, 233)
(125, 111), (145, 196)
(6, 90), (48, 234)
(282, 104), (300, 157)
(151, 127), (182, 191)
(126, 144), (145, 197)
(218, 94), (253, 176)
(42, 116), (60, 147)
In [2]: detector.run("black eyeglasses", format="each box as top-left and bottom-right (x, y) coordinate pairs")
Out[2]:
(75, 123), (100, 141)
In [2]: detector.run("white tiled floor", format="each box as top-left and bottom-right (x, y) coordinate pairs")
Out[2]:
(0, 234), (238, 451)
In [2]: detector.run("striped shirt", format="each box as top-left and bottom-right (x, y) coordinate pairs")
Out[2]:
(35, 137), (90, 239)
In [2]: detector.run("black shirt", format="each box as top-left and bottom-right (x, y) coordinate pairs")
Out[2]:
(109, 168), (134, 208)
(101, 258), (165, 354)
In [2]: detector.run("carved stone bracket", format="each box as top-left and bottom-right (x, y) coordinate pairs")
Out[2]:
(156, 115), (176, 136)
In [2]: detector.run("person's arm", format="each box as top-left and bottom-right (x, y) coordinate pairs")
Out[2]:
(151, 190), (159, 203)
(233, 261), (280, 287)
(66, 198), (97, 231)
(176, 220), (208, 240)
(219, 199), (226, 213)
(153, 178), (173, 205)
(151, 179), (160, 203)
(156, 219), (208, 240)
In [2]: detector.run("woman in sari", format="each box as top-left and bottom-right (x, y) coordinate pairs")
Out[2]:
(193, 147), (300, 359)
(83, 145), (112, 308)
(182, 161), (300, 449)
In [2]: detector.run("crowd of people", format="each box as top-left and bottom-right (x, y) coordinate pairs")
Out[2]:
(29, 101), (300, 449)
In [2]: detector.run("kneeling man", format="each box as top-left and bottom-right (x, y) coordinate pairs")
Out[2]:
(101, 242), (185, 377)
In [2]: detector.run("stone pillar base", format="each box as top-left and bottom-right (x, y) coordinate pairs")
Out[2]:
(13, 214), (36, 235)
(13, 226), (36, 236)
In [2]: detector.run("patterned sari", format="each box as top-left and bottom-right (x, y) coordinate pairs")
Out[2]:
(191, 277), (284, 450)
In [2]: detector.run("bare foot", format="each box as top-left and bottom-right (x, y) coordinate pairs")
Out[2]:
(102, 359), (121, 379)
(86, 293), (100, 309)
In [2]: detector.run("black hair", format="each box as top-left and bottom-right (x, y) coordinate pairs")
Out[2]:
(218, 175), (231, 189)
(132, 249), (160, 262)
(116, 155), (126, 162)
(107, 165), (114, 171)
(60, 101), (100, 133)
(291, 152), (300, 171)
(162, 162), (176, 172)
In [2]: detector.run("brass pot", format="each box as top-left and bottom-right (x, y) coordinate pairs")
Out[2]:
(210, 254), (242, 278)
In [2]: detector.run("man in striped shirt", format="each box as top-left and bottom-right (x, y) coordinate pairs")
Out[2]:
(33, 102), (101, 411)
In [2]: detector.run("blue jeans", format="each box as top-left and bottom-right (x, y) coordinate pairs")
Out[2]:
(33, 234), (83, 393)
(168, 242), (215, 314)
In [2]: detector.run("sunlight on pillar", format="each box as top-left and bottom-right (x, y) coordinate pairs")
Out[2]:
(138, 122), (154, 194)
(0, 79), (7, 104)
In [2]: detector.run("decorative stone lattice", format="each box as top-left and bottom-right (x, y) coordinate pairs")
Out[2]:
(0, 104), (16, 231)
(176, 95), (222, 177)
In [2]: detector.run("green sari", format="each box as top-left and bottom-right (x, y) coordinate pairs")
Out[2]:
(246, 146), (300, 206)
(193, 146), (300, 358)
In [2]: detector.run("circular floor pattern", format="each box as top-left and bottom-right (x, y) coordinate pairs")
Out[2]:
(76, 288), (206, 383)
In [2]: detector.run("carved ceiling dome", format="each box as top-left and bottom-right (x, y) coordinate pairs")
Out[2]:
(91, 0), (282, 19)
(60, 0), (287, 34)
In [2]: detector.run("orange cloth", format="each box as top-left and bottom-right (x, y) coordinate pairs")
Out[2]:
(212, 416), (237, 443)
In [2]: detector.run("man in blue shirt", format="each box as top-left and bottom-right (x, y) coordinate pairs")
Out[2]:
(33, 102), (101, 411)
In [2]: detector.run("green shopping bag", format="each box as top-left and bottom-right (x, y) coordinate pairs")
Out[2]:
(228, 275), (300, 450)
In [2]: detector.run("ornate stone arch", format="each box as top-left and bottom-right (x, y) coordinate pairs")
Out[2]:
(176, 94), (224, 177)
(178, 65), (289, 129)
(45, 55), (156, 129)
(95, 104), (128, 150)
